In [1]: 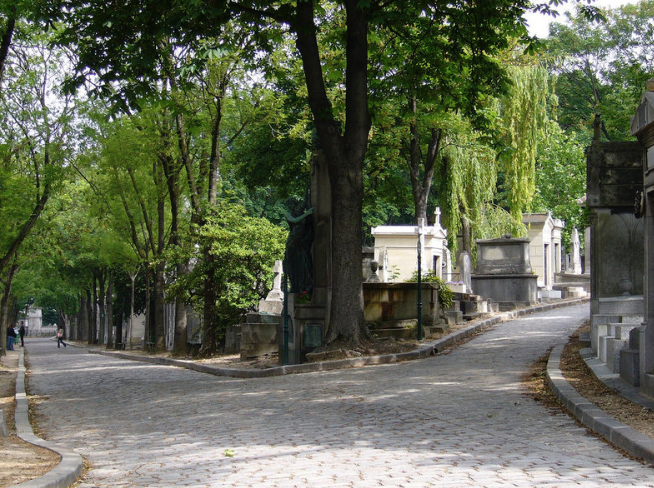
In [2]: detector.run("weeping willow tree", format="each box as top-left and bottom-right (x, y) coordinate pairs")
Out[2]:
(437, 63), (551, 255)
(497, 64), (553, 219)
(437, 124), (498, 254)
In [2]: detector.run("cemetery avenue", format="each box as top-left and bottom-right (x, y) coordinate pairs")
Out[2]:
(23, 303), (654, 487)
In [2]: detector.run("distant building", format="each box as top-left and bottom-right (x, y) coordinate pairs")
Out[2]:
(523, 212), (564, 290)
(17, 307), (43, 336)
(371, 208), (450, 282)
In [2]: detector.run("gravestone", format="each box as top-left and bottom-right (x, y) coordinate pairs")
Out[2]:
(471, 236), (538, 308)
(258, 260), (284, 314)
(233, 260), (285, 359)
(457, 251), (472, 294)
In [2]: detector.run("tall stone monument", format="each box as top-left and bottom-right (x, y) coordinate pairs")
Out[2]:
(570, 227), (582, 275)
(630, 78), (654, 395)
(282, 152), (331, 364)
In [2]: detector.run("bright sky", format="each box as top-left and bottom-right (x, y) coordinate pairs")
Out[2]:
(525, 0), (638, 38)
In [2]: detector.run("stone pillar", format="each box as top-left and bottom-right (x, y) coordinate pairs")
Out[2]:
(571, 227), (582, 274)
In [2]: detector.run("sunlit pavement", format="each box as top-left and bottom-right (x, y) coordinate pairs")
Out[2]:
(25, 303), (654, 487)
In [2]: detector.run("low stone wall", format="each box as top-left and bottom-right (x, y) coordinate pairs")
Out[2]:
(363, 282), (441, 330)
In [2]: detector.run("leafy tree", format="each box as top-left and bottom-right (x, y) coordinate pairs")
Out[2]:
(532, 122), (588, 248)
(44, 0), (584, 349)
(168, 201), (287, 345)
(496, 64), (553, 219)
(547, 1), (654, 141)
(0, 25), (76, 352)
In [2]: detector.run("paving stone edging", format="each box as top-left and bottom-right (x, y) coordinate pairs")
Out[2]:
(547, 343), (654, 465)
(93, 298), (589, 378)
(14, 349), (84, 488)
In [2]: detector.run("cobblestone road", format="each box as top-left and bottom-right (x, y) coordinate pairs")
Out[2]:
(25, 303), (654, 487)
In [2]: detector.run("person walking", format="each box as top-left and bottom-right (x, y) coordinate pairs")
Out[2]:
(18, 324), (25, 347)
(6, 324), (16, 351)
(57, 328), (67, 348)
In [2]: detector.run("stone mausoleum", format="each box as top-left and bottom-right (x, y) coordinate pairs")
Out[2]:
(630, 80), (654, 396)
(586, 133), (645, 389)
(523, 212), (564, 297)
(371, 208), (450, 282)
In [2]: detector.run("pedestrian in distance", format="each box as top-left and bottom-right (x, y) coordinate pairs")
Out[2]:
(7, 324), (16, 351)
(57, 328), (67, 348)
(18, 324), (25, 347)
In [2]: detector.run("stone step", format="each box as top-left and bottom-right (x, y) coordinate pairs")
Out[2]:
(461, 300), (489, 314)
(619, 349), (640, 387)
(591, 313), (643, 326)
(605, 337), (629, 373)
(591, 317), (643, 353)
(539, 289), (562, 300)
(562, 287), (587, 298)
(462, 312), (494, 321)
(608, 323), (639, 341)
(591, 323), (608, 353)
(597, 295), (644, 315)
(444, 310), (463, 325)
(629, 326), (641, 349)
(643, 374), (654, 399)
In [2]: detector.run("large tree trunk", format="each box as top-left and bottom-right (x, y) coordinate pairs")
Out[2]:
(200, 250), (218, 355)
(325, 155), (369, 345)
(154, 260), (166, 349)
(78, 293), (88, 342)
(98, 270), (106, 344)
(295, 0), (372, 346)
(407, 97), (441, 224)
(0, 11), (16, 92)
(86, 287), (94, 344)
(105, 272), (114, 348)
(172, 262), (189, 356)
(0, 263), (18, 357)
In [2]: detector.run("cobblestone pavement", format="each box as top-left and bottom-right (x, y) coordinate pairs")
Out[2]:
(26, 303), (654, 487)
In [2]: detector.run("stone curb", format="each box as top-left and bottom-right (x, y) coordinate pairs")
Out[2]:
(546, 343), (654, 465)
(14, 349), (84, 488)
(92, 298), (589, 378)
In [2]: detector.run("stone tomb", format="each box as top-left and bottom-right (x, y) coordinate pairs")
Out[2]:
(371, 208), (450, 282)
(522, 212), (564, 295)
(629, 80), (654, 394)
(226, 260), (284, 360)
(471, 236), (538, 309)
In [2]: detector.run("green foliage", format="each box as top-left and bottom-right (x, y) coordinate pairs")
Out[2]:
(434, 118), (498, 253)
(404, 271), (453, 311)
(532, 122), (588, 248)
(475, 204), (528, 241)
(167, 200), (287, 335)
(547, 1), (654, 141)
(497, 64), (552, 218)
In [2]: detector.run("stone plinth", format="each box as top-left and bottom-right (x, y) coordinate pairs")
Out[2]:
(471, 274), (538, 306)
(472, 237), (538, 306)
(475, 237), (532, 275)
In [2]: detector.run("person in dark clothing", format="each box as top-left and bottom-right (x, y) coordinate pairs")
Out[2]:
(18, 324), (25, 347)
(7, 325), (16, 351)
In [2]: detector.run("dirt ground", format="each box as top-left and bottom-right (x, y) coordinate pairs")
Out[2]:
(0, 348), (60, 487)
(2, 317), (653, 487)
(524, 321), (654, 440)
